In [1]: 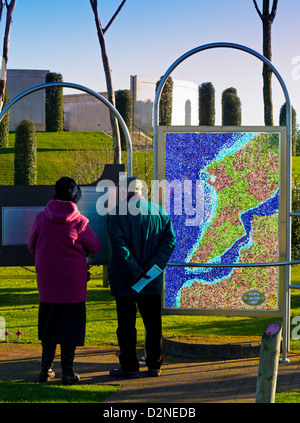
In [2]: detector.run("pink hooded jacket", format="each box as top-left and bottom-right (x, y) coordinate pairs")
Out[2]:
(28, 200), (101, 303)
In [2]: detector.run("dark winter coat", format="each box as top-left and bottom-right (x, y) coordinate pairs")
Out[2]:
(107, 195), (176, 296)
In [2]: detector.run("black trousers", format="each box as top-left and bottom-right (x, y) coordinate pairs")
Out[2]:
(115, 294), (163, 372)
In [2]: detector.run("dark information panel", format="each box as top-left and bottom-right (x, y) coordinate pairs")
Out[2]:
(0, 164), (124, 266)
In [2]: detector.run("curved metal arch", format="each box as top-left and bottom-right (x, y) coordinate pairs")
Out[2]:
(153, 42), (291, 180)
(153, 42), (292, 362)
(0, 81), (132, 176)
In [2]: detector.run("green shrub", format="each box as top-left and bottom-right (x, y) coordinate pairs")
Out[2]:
(0, 89), (10, 147)
(292, 176), (300, 260)
(156, 76), (173, 126)
(279, 102), (297, 156)
(222, 87), (241, 126)
(115, 89), (133, 150)
(45, 72), (63, 132)
(199, 82), (215, 126)
(14, 119), (37, 185)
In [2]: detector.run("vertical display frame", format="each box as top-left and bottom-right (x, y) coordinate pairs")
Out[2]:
(158, 126), (286, 317)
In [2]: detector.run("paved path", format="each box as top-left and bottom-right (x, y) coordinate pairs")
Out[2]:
(0, 343), (299, 403)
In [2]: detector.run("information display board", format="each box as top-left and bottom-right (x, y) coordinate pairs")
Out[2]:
(0, 164), (123, 267)
(158, 127), (286, 317)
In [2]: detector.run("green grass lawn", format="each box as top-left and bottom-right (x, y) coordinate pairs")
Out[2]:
(275, 391), (300, 403)
(0, 379), (120, 403)
(292, 156), (300, 179)
(0, 131), (152, 185)
(1, 265), (300, 350)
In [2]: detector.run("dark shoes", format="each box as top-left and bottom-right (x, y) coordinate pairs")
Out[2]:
(109, 367), (161, 378)
(62, 372), (80, 385)
(38, 366), (55, 383)
(39, 366), (80, 385)
(147, 368), (161, 377)
(109, 367), (140, 379)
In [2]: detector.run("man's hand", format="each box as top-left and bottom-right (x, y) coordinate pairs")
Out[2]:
(132, 271), (151, 284)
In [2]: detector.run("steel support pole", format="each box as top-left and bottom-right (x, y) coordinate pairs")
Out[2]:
(153, 42), (292, 362)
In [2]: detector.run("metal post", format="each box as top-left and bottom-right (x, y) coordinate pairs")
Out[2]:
(153, 42), (292, 362)
(282, 98), (292, 362)
(0, 82), (133, 177)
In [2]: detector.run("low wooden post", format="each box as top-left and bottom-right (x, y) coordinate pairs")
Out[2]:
(256, 322), (282, 403)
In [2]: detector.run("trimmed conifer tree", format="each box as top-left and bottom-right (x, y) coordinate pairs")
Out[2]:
(199, 82), (215, 126)
(45, 72), (63, 132)
(115, 89), (133, 150)
(14, 119), (37, 185)
(222, 87), (242, 126)
(280, 102), (297, 156)
(156, 76), (173, 126)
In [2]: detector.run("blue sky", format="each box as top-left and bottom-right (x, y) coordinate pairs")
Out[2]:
(3, 0), (300, 125)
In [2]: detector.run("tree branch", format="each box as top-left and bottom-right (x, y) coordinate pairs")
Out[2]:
(253, 0), (263, 20)
(0, 1), (4, 22)
(103, 0), (127, 34)
(89, 0), (121, 164)
(89, 0), (97, 14)
(3, 0), (16, 61)
(270, 0), (278, 23)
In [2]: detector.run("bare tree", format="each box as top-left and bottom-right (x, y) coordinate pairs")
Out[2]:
(0, 0), (17, 111)
(253, 0), (278, 126)
(89, 0), (127, 164)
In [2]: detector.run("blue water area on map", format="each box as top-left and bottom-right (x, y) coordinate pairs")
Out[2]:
(164, 132), (279, 308)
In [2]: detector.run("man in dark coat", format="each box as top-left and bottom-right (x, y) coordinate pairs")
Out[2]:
(107, 176), (176, 378)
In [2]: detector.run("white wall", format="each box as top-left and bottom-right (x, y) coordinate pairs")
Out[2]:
(130, 75), (199, 132)
(6, 69), (50, 131)
(171, 79), (198, 126)
(63, 92), (112, 132)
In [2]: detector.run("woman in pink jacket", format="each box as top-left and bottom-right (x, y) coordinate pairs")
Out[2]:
(28, 177), (101, 385)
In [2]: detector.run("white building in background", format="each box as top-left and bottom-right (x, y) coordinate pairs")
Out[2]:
(5, 71), (199, 133)
(130, 75), (198, 132)
(63, 91), (111, 133)
(6, 69), (50, 131)
(63, 75), (199, 133)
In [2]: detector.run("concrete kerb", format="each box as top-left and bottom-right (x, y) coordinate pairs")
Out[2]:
(162, 337), (261, 360)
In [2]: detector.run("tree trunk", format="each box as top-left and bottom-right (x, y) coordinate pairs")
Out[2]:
(98, 31), (121, 164)
(262, 11), (273, 125)
(253, 0), (278, 126)
(0, 0), (17, 111)
(90, 0), (121, 165)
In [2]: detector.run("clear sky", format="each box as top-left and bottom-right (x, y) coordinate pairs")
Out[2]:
(3, 0), (300, 126)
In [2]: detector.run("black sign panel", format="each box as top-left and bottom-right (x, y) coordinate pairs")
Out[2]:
(0, 164), (124, 266)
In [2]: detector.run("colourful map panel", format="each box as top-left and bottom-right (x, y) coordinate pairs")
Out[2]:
(164, 131), (280, 313)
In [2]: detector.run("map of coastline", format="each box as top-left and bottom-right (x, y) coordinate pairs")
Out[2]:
(164, 132), (280, 312)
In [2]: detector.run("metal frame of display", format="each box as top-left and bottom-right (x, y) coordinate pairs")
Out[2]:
(153, 42), (297, 363)
(158, 125), (287, 318)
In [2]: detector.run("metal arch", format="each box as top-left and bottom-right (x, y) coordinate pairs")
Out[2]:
(153, 42), (291, 181)
(153, 42), (292, 363)
(0, 81), (133, 176)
